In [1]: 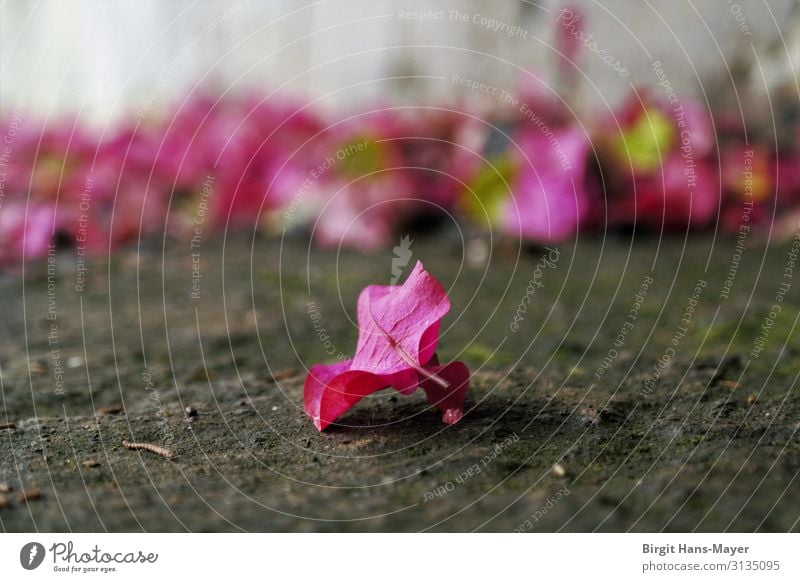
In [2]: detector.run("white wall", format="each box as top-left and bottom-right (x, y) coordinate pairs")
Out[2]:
(1, 0), (797, 126)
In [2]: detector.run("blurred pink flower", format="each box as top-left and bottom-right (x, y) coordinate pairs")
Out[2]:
(554, 6), (585, 73)
(0, 201), (55, 263)
(720, 144), (800, 235)
(213, 96), (328, 226)
(502, 125), (593, 241)
(311, 110), (418, 249)
(630, 155), (718, 229)
(0, 83), (799, 267)
(2, 119), (96, 202)
(602, 92), (719, 229)
(314, 108), (485, 250)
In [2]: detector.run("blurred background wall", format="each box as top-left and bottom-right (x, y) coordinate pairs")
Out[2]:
(1, 0), (798, 125)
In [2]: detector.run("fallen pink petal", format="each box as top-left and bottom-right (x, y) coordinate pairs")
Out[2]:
(304, 262), (469, 430)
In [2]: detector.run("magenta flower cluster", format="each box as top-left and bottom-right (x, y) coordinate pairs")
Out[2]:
(1, 82), (798, 267)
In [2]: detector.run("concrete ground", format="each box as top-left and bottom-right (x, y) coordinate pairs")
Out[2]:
(1, 231), (798, 531)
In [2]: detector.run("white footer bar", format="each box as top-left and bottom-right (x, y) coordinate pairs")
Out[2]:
(1, 533), (797, 581)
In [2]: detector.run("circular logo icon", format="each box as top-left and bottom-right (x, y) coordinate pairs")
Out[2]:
(20, 542), (46, 570)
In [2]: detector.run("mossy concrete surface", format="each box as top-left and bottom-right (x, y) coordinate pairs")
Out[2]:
(0, 232), (798, 531)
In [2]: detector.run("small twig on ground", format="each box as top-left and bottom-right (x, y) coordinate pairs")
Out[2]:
(122, 440), (175, 460)
(96, 405), (124, 416)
